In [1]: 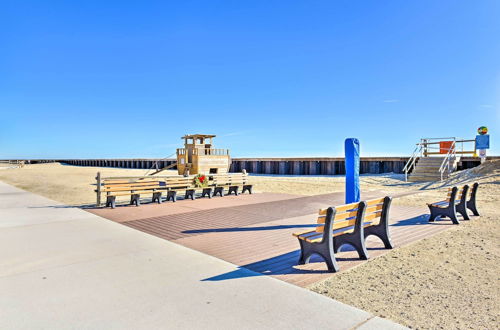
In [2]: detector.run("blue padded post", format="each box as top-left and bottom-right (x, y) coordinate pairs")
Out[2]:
(345, 138), (360, 204)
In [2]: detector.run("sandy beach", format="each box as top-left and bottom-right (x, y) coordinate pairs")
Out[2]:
(0, 161), (498, 329)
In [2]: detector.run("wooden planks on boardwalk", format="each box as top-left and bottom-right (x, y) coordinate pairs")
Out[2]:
(87, 191), (455, 288)
(174, 204), (452, 287)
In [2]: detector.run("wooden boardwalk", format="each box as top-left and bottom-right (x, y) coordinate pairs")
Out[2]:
(88, 191), (455, 287)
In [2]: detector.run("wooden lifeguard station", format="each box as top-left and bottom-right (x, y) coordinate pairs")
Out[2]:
(176, 134), (231, 175)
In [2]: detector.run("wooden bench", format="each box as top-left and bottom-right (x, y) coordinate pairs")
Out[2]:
(96, 171), (254, 207)
(164, 176), (210, 202)
(211, 173), (252, 197)
(427, 185), (469, 224)
(292, 196), (393, 272)
(101, 179), (168, 208)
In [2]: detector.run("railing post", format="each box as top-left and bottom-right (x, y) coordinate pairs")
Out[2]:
(96, 172), (102, 207)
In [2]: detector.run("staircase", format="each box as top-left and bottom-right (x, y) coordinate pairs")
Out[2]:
(407, 156), (460, 182)
(404, 137), (476, 182)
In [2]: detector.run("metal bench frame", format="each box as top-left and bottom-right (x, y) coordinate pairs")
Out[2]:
(363, 196), (394, 249)
(455, 185), (470, 220)
(428, 186), (460, 224)
(467, 182), (480, 216)
(297, 202), (368, 273)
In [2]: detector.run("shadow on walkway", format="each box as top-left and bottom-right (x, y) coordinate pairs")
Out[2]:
(202, 251), (335, 281)
(202, 245), (389, 282)
(183, 224), (318, 234)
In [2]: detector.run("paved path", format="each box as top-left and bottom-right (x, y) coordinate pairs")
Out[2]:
(0, 182), (406, 330)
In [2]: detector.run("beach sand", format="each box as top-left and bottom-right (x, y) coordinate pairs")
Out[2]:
(0, 161), (498, 329)
(0, 162), (425, 206)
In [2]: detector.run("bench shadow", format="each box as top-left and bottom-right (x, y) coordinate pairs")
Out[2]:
(32, 194), (211, 210)
(28, 204), (94, 209)
(390, 214), (430, 226)
(201, 246), (386, 282)
(183, 224), (318, 234)
(390, 213), (469, 226)
(202, 250), (351, 281)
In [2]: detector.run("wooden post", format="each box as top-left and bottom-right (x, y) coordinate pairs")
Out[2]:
(96, 172), (102, 207)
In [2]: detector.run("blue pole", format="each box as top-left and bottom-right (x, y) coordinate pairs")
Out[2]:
(345, 138), (360, 204)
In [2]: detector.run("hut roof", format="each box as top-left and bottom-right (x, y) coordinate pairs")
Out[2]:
(181, 134), (216, 139)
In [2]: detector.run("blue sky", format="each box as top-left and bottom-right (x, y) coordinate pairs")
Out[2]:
(1, 1), (499, 158)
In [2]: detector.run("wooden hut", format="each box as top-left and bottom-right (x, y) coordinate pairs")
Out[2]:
(176, 134), (231, 175)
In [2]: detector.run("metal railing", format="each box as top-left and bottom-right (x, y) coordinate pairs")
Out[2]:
(403, 144), (423, 181)
(438, 141), (457, 181)
(420, 137), (475, 156)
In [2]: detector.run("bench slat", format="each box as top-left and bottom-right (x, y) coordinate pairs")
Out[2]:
(365, 204), (383, 213)
(103, 186), (167, 192)
(365, 197), (385, 206)
(318, 202), (359, 215)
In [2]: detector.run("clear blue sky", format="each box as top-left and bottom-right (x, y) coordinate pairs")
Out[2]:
(1, 1), (499, 159)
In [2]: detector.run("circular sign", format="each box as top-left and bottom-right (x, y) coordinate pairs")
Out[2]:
(478, 126), (488, 135)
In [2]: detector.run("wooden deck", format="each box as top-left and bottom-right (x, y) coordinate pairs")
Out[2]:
(88, 191), (455, 287)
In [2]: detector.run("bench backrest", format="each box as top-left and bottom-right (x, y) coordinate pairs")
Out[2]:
(212, 173), (249, 186)
(102, 179), (166, 192)
(446, 185), (467, 203)
(315, 201), (366, 235)
(364, 197), (390, 225)
(315, 196), (393, 236)
(164, 176), (194, 189)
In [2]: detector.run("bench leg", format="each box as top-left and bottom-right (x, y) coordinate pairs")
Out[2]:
(214, 187), (224, 197)
(429, 204), (459, 224)
(152, 192), (162, 204)
(449, 212), (459, 225)
(467, 200), (480, 216)
(333, 220), (369, 260)
(298, 239), (339, 273)
(185, 189), (195, 200)
(228, 186), (239, 196)
(456, 201), (470, 220)
(334, 234), (369, 260)
(201, 188), (212, 198)
(428, 205), (441, 222)
(242, 185), (253, 194)
(364, 225), (393, 249)
(130, 194), (140, 207)
(106, 195), (116, 209)
(167, 191), (177, 202)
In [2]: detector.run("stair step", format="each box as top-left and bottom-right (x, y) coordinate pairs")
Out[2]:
(408, 173), (448, 182)
(414, 165), (441, 169)
(417, 160), (445, 163)
(417, 161), (444, 165)
(409, 172), (448, 177)
(412, 171), (441, 175)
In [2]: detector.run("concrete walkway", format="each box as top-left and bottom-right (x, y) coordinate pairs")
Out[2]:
(0, 181), (407, 330)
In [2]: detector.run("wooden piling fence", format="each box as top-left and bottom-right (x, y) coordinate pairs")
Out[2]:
(0, 157), (493, 175)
